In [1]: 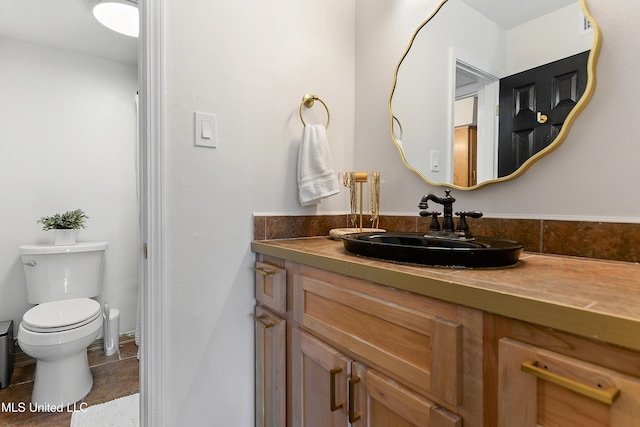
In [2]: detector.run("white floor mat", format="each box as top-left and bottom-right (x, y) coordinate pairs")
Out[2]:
(70, 393), (139, 427)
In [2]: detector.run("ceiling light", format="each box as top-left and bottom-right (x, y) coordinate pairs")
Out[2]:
(93, 0), (139, 38)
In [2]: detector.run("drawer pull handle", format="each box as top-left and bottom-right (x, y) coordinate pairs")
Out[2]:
(254, 315), (275, 329)
(254, 267), (276, 276)
(330, 368), (343, 411)
(521, 360), (620, 405)
(348, 376), (361, 423)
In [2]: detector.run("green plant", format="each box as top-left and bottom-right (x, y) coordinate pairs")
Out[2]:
(37, 209), (89, 231)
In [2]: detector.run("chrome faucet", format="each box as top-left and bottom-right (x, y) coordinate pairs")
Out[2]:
(418, 190), (483, 239)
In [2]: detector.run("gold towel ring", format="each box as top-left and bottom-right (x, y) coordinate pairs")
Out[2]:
(299, 94), (330, 129)
(392, 115), (403, 141)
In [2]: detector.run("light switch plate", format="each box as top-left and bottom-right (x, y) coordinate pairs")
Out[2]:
(430, 150), (440, 172)
(194, 112), (217, 148)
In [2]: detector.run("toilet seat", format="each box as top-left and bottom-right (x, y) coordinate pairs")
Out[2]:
(22, 298), (101, 333)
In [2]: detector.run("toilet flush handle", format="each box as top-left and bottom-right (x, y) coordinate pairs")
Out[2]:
(23, 261), (36, 267)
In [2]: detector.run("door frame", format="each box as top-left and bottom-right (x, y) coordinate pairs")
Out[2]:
(138, 1), (164, 425)
(449, 48), (501, 183)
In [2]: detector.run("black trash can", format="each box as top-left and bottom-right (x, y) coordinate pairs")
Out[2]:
(0, 320), (14, 389)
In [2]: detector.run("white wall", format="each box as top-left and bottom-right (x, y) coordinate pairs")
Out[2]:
(356, 0), (640, 222)
(161, 0), (355, 424)
(507, 3), (594, 75)
(0, 37), (139, 335)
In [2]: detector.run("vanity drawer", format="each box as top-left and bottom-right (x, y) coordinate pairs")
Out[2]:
(255, 261), (287, 314)
(498, 338), (640, 426)
(293, 267), (463, 407)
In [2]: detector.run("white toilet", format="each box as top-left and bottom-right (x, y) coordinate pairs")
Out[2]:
(17, 241), (108, 408)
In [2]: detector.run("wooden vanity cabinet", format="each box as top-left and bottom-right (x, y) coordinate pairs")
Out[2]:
(255, 259), (288, 427)
(497, 338), (640, 426)
(255, 248), (640, 427)
(486, 315), (640, 427)
(292, 264), (482, 426)
(293, 328), (461, 427)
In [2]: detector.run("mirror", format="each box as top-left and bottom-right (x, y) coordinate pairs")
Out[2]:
(390, 0), (601, 190)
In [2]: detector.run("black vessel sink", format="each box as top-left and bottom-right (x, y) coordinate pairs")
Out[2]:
(341, 232), (523, 268)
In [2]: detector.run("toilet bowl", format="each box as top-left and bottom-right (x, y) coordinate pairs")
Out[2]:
(17, 241), (108, 408)
(18, 298), (103, 407)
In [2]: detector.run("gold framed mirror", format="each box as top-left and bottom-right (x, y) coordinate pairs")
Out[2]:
(389, 0), (601, 190)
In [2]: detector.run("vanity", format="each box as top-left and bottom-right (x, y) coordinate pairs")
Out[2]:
(252, 1), (621, 425)
(252, 237), (640, 426)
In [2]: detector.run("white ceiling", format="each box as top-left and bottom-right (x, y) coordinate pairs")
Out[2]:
(0, 0), (576, 68)
(0, 0), (138, 65)
(462, 0), (576, 30)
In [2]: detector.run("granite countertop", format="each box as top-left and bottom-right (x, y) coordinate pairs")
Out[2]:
(252, 237), (640, 352)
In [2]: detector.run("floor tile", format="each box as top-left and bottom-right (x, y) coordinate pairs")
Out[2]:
(0, 339), (139, 427)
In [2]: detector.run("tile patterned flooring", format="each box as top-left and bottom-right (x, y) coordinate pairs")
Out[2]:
(0, 338), (139, 426)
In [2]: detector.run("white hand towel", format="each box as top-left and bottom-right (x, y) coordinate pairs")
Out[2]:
(297, 124), (340, 206)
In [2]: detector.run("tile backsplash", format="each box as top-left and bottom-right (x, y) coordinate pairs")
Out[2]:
(253, 215), (640, 263)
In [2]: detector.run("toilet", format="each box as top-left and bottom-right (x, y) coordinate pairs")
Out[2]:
(17, 241), (108, 407)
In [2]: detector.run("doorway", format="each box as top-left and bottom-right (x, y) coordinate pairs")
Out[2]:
(452, 51), (500, 185)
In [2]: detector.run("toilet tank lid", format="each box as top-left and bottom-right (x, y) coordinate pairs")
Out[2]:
(19, 241), (108, 254)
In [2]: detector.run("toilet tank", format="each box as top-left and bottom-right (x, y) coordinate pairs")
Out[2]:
(19, 242), (108, 304)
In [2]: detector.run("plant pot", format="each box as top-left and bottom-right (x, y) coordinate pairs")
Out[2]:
(54, 229), (77, 245)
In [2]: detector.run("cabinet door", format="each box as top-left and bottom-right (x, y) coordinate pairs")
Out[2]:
(255, 306), (286, 427)
(499, 338), (640, 427)
(255, 261), (287, 314)
(353, 362), (461, 427)
(294, 272), (463, 406)
(292, 328), (351, 427)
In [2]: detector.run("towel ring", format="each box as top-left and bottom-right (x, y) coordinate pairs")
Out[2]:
(299, 94), (330, 129)
(392, 115), (403, 141)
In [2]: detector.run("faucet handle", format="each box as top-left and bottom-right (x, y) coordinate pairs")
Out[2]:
(421, 211), (441, 231)
(456, 210), (483, 219)
(455, 211), (483, 237)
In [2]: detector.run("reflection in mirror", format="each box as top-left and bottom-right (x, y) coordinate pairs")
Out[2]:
(390, 0), (601, 190)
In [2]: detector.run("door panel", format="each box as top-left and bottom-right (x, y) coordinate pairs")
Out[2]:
(354, 362), (461, 427)
(255, 306), (286, 427)
(498, 50), (590, 176)
(292, 328), (351, 427)
(294, 273), (463, 406)
(453, 126), (477, 187)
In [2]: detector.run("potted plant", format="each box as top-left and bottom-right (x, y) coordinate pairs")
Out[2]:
(37, 209), (89, 245)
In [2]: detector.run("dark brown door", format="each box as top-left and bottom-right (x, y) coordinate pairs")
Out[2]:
(498, 50), (590, 177)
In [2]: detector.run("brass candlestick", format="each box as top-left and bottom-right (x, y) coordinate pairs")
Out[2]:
(354, 172), (368, 231)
